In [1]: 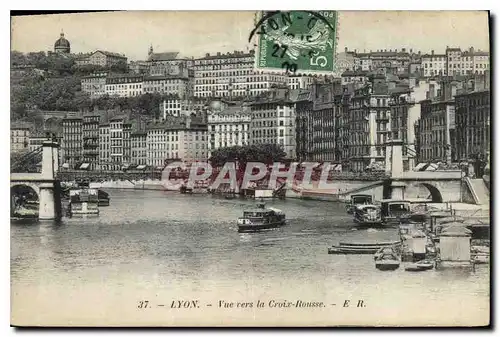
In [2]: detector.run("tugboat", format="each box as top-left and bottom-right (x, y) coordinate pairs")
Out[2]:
(353, 204), (383, 227)
(237, 202), (286, 232)
(374, 246), (401, 271)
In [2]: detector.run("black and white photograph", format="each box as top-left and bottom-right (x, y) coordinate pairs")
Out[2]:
(9, 10), (491, 327)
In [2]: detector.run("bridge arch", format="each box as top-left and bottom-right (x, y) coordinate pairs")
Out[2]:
(405, 182), (443, 203)
(11, 183), (40, 216)
(11, 183), (40, 199)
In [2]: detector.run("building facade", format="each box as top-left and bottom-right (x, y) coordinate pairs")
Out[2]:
(454, 89), (490, 162)
(28, 134), (46, 152)
(147, 48), (192, 78)
(250, 89), (296, 159)
(81, 73), (108, 98)
(146, 114), (208, 166)
(131, 131), (148, 165)
(77, 50), (128, 67)
(105, 74), (144, 97)
(346, 77), (390, 172)
(287, 76), (314, 90)
(418, 99), (456, 164)
(61, 117), (83, 169)
(82, 115), (100, 171)
(207, 105), (251, 158)
(11, 126), (31, 153)
(389, 80), (440, 170)
(143, 76), (190, 98)
(109, 116), (126, 170)
(422, 51), (447, 77)
(192, 50), (287, 98)
(98, 123), (111, 170)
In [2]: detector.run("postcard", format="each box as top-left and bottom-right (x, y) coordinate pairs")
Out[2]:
(10, 10), (490, 327)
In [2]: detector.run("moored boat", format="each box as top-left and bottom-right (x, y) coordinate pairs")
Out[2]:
(353, 204), (383, 227)
(374, 246), (401, 271)
(405, 259), (435, 272)
(328, 240), (401, 255)
(237, 203), (286, 232)
(68, 188), (99, 216)
(346, 194), (373, 214)
(380, 199), (412, 225)
(98, 189), (110, 206)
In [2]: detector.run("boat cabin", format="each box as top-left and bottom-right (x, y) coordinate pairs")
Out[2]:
(243, 203), (285, 219)
(380, 199), (412, 222)
(346, 194), (374, 213)
(351, 194), (373, 205)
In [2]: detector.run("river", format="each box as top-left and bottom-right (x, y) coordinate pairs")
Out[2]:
(11, 189), (490, 326)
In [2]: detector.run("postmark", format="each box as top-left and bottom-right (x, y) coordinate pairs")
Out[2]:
(251, 11), (339, 75)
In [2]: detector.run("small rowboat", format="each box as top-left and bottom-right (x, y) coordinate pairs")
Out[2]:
(405, 259), (435, 272)
(374, 246), (400, 271)
(329, 240), (401, 255)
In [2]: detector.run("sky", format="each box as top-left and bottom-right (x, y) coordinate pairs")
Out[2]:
(11, 11), (490, 61)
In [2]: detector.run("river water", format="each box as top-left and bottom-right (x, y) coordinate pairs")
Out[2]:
(11, 190), (490, 326)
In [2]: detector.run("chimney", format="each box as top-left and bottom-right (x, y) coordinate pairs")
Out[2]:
(354, 49), (357, 53)
(418, 51), (421, 55)
(431, 50), (434, 55)
(345, 47), (348, 52)
(217, 52), (221, 56)
(205, 53), (210, 57)
(402, 48), (406, 53)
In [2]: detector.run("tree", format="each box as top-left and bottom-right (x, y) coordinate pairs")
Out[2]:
(209, 144), (286, 168)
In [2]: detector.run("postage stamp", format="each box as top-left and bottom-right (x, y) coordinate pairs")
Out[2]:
(252, 11), (339, 75)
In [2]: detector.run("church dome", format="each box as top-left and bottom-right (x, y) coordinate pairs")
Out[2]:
(54, 31), (70, 53)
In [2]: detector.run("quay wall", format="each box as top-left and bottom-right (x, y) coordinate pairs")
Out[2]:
(88, 179), (176, 191)
(82, 178), (473, 204)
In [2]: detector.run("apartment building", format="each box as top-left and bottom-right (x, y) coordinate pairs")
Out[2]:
(249, 88), (297, 159)
(82, 114), (100, 170)
(81, 72), (108, 98)
(98, 123), (111, 170)
(61, 117), (83, 169)
(192, 50), (287, 98)
(131, 131), (148, 165)
(105, 74), (144, 97)
(207, 103), (251, 158)
(143, 76), (191, 98)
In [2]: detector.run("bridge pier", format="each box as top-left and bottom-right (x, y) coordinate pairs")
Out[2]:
(390, 181), (406, 200)
(39, 141), (61, 220)
(386, 139), (406, 199)
(11, 140), (62, 220)
(38, 183), (58, 220)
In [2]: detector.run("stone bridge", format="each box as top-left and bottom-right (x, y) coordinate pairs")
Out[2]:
(385, 140), (465, 203)
(10, 141), (62, 220)
(388, 170), (464, 203)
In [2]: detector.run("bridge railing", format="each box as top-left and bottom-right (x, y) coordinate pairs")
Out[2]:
(10, 147), (43, 173)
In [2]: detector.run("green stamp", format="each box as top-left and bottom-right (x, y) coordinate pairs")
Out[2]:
(251, 11), (338, 75)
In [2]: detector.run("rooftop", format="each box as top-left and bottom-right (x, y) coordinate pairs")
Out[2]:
(148, 52), (180, 62)
(196, 50), (254, 61)
(93, 50), (127, 59)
